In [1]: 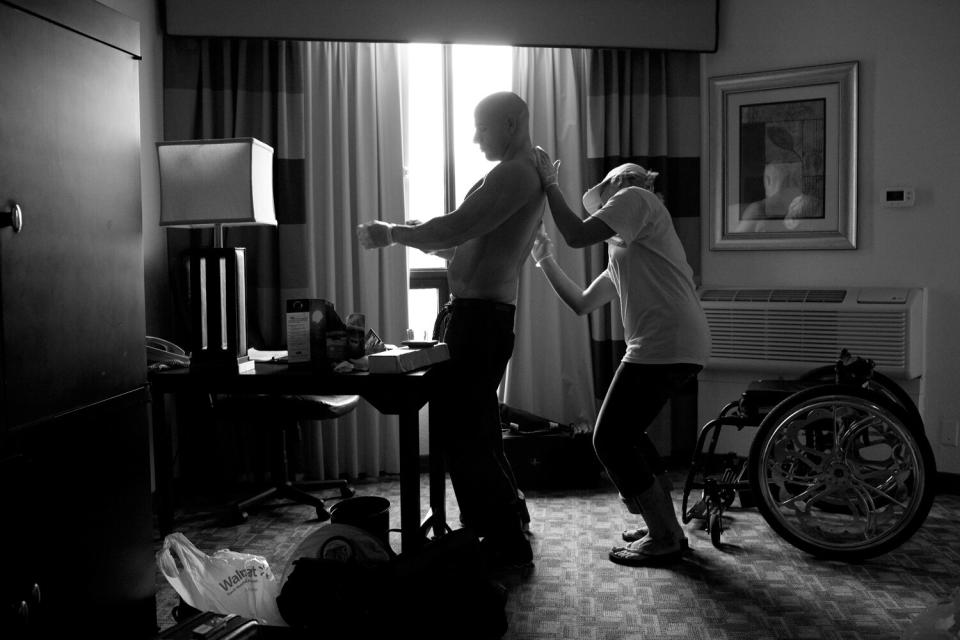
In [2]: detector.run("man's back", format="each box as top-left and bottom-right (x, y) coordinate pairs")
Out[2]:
(447, 157), (544, 305)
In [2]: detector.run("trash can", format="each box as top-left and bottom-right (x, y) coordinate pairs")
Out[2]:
(329, 496), (391, 549)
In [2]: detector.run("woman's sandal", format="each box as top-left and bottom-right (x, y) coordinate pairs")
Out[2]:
(608, 542), (687, 567)
(622, 528), (690, 547)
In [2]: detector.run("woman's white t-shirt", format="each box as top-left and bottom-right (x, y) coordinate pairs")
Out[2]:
(590, 186), (711, 366)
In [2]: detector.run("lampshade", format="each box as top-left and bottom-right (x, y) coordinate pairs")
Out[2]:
(157, 137), (277, 230)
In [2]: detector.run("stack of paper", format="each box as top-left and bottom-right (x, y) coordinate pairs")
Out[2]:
(367, 343), (450, 373)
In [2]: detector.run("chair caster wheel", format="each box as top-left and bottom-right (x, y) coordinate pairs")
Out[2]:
(340, 486), (356, 499)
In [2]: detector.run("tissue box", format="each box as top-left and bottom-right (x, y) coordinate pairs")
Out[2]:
(367, 343), (450, 373)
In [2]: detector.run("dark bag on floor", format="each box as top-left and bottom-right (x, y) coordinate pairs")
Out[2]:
(387, 528), (508, 640)
(500, 404), (601, 489)
(277, 527), (507, 639)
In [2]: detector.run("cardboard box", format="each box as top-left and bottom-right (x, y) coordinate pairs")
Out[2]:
(367, 343), (450, 373)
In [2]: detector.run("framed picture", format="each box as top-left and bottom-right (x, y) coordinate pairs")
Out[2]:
(708, 61), (858, 250)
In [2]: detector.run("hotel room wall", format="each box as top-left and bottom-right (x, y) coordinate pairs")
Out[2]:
(699, 0), (960, 474)
(98, 0), (165, 494)
(100, 0), (170, 341)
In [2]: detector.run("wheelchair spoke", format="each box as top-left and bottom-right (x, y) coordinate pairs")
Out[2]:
(850, 475), (909, 509)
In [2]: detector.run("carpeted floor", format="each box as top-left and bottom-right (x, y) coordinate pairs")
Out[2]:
(154, 471), (960, 639)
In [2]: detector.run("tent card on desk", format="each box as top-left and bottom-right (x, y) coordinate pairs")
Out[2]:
(367, 343), (450, 373)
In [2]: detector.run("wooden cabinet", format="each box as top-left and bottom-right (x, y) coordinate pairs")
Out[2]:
(0, 0), (155, 635)
(0, 0), (146, 428)
(0, 389), (155, 636)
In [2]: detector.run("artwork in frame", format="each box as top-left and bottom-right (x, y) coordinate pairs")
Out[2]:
(708, 61), (858, 250)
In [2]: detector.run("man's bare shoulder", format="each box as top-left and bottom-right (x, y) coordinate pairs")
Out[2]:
(485, 155), (542, 193)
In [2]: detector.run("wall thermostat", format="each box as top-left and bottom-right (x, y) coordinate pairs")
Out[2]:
(882, 186), (915, 208)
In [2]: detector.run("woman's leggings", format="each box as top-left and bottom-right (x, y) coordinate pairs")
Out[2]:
(592, 362), (701, 498)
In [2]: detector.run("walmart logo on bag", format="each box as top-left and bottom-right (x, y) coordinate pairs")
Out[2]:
(218, 565), (269, 595)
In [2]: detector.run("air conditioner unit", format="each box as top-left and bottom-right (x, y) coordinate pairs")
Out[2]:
(699, 287), (923, 378)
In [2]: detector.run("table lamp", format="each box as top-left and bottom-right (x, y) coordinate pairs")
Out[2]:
(157, 138), (277, 375)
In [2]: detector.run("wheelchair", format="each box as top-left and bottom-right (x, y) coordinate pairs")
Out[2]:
(682, 349), (937, 561)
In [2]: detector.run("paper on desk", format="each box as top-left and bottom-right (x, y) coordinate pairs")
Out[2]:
(248, 348), (288, 362)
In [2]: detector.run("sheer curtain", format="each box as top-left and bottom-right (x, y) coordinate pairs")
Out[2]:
(507, 47), (598, 427)
(297, 42), (408, 479)
(162, 37), (407, 482)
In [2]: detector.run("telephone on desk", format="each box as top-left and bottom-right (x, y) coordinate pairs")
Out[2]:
(146, 336), (190, 370)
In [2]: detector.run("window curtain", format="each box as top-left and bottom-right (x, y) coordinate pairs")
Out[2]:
(511, 48), (701, 421)
(297, 42), (408, 480)
(507, 48), (598, 427)
(162, 37), (407, 484)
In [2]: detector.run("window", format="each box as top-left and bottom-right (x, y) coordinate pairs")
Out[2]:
(401, 44), (513, 340)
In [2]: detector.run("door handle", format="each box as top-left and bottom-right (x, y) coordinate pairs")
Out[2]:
(1, 203), (23, 233)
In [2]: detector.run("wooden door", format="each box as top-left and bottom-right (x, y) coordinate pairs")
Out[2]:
(0, 1), (146, 431)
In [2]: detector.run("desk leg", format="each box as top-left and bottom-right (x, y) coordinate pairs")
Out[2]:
(427, 403), (448, 537)
(398, 409), (421, 553)
(150, 388), (174, 535)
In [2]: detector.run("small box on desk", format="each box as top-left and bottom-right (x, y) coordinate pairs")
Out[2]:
(368, 343), (450, 373)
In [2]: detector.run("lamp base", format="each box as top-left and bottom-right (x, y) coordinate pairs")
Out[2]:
(186, 247), (249, 375)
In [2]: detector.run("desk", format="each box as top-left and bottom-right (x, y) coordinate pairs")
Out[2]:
(149, 363), (448, 552)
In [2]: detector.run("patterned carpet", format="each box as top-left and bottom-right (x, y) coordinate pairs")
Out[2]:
(154, 471), (960, 639)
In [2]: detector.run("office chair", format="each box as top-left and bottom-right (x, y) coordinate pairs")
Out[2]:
(212, 393), (359, 523)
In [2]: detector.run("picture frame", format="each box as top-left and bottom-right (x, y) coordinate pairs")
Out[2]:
(708, 61), (858, 250)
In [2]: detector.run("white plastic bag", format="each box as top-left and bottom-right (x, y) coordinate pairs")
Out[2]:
(157, 532), (286, 626)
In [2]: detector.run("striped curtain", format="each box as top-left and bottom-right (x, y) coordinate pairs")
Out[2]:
(162, 37), (301, 349)
(162, 37), (406, 486)
(582, 49), (702, 399)
(162, 37), (305, 489)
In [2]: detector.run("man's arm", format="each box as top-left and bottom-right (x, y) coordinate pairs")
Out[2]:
(358, 162), (538, 252)
(429, 248), (456, 260)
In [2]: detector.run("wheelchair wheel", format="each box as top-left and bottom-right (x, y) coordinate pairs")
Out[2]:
(748, 385), (936, 561)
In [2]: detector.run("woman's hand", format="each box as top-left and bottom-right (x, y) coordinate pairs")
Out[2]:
(530, 224), (555, 266)
(531, 146), (561, 189)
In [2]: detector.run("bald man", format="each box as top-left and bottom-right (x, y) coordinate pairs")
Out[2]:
(358, 91), (542, 568)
